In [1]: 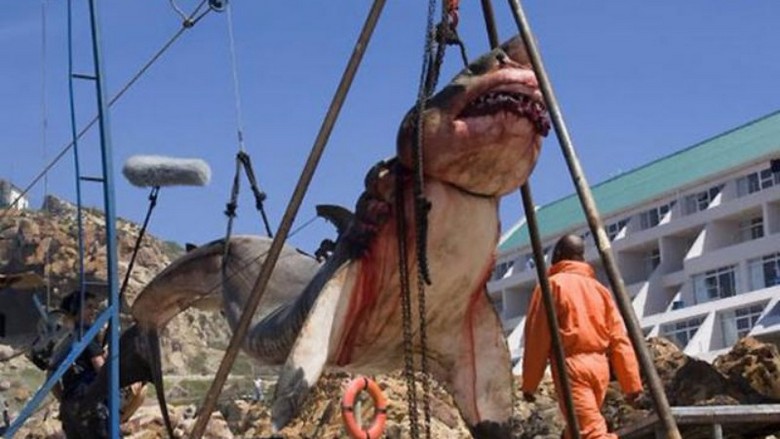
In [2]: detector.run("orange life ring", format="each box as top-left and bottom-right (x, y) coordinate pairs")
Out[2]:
(341, 376), (387, 439)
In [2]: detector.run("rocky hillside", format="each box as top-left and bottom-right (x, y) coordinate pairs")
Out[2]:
(3, 197), (780, 438)
(1, 195), (181, 303)
(0, 197), (246, 413)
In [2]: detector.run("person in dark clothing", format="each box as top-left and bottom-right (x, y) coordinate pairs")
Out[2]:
(58, 290), (108, 439)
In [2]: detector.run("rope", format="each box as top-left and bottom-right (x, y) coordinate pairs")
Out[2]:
(406, 0), (459, 435)
(225, 2), (247, 153)
(206, 215), (320, 302)
(222, 155), (242, 270)
(191, 4), (388, 433)
(168, 0), (189, 23)
(0, 1), (213, 224)
(238, 153), (273, 238)
(412, 0), (437, 289)
(399, 2), (466, 436)
(8, 213), (320, 373)
(41, 0), (52, 312)
(221, 152), (274, 276)
(220, 3), (273, 268)
(289, 214), (318, 238)
(66, 0), (87, 340)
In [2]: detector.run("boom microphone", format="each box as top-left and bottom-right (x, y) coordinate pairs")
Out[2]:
(122, 155), (211, 188)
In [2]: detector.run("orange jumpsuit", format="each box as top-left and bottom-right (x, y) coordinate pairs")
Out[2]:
(521, 260), (642, 439)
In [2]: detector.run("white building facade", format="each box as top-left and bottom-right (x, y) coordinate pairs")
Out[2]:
(0, 179), (29, 210)
(489, 111), (780, 364)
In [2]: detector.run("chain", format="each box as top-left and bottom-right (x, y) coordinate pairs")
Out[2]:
(395, 172), (420, 438)
(411, 0), (439, 288)
(399, 1), (466, 436)
(417, 274), (432, 437)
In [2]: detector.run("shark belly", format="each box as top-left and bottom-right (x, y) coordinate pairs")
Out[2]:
(332, 179), (500, 372)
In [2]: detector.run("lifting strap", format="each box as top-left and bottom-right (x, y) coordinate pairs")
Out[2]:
(220, 0), (273, 269)
(221, 151), (274, 276)
(224, 151), (273, 239)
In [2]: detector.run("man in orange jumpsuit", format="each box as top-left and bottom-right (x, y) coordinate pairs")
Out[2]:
(521, 234), (643, 439)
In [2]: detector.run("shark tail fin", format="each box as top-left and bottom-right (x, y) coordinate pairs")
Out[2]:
(142, 328), (176, 438)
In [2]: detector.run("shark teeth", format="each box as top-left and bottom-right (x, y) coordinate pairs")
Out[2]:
(459, 91), (550, 136)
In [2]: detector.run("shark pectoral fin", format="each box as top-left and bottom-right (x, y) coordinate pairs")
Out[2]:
(441, 291), (514, 439)
(271, 267), (350, 431)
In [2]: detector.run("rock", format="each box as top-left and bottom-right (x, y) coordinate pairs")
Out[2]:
(646, 336), (688, 384)
(0, 380), (10, 391)
(714, 337), (780, 399)
(430, 396), (460, 428)
(0, 345), (14, 361)
(41, 195), (77, 218)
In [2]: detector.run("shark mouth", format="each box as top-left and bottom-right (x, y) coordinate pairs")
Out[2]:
(458, 90), (550, 136)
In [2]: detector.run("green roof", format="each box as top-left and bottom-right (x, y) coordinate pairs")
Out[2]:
(499, 110), (780, 252)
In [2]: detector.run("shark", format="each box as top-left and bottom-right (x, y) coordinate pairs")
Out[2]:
(82, 34), (549, 439)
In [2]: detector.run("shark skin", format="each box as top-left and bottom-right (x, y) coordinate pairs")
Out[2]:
(111, 34), (547, 439)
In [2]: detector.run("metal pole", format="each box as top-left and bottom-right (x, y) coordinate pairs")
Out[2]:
(476, 2), (581, 437)
(479, 0), (500, 47)
(520, 186), (582, 439)
(711, 423), (723, 439)
(189, 1), (387, 437)
(3, 310), (113, 437)
(87, 0), (121, 436)
(504, 1), (681, 438)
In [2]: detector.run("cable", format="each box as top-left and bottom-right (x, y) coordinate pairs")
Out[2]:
(66, 0), (87, 340)
(0, 1), (213, 224)
(168, 0), (188, 23)
(40, 0), (52, 312)
(226, 2), (247, 152)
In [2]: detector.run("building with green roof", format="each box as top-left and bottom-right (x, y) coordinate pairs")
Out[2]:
(489, 111), (780, 367)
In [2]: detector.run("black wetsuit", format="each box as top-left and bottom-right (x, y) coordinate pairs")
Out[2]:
(59, 333), (108, 439)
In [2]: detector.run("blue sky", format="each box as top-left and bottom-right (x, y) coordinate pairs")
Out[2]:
(2, 1), (779, 254)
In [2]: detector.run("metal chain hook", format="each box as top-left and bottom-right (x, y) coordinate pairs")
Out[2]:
(208, 0), (227, 12)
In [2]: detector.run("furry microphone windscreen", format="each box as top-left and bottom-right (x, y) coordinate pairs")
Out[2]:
(122, 155), (211, 188)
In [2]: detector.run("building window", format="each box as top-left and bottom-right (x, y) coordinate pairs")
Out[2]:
(661, 316), (705, 349)
(692, 265), (738, 304)
(645, 248), (661, 274)
(606, 218), (629, 240)
(736, 173), (760, 196)
(491, 296), (504, 314)
(737, 216), (764, 243)
(736, 166), (780, 197)
(639, 201), (676, 230)
(523, 253), (536, 271)
(493, 260), (515, 280)
(720, 303), (765, 346)
(748, 252), (780, 290)
(735, 304), (765, 337)
(683, 184), (724, 215)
